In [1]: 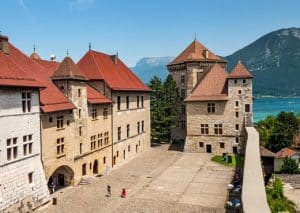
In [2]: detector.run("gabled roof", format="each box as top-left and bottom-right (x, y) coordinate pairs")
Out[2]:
(78, 50), (151, 92)
(185, 64), (229, 102)
(7, 43), (75, 113)
(87, 85), (112, 105)
(168, 40), (225, 65)
(275, 147), (296, 158)
(0, 51), (43, 88)
(52, 56), (87, 81)
(229, 61), (252, 79)
(260, 146), (275, 157)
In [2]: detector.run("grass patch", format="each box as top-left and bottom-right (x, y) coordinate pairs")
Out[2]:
(266, 177), (296, 213)
(211, 155), (236, 167)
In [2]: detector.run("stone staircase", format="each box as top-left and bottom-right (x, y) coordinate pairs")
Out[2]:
(78, 176), (98, 185)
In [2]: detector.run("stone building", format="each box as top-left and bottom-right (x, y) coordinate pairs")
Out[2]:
(168, 40), (253, 154)
(0, 35), (49, 211)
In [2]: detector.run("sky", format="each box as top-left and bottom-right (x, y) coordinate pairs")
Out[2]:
(0, 0), (300, 66)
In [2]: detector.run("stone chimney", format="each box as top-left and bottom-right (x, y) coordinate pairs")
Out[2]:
(0, 35), (9, 54)
(204, 49), (209, 59)
(111, 52), (118, 64)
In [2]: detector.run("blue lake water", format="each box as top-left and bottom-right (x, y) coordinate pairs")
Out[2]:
(253, 98), (300, 123)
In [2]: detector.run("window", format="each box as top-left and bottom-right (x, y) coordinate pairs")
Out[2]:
(80, 143), (82, 154)
(238, 90), (242, 94)
(200, 124), (209, 135)
(78, 109), (82, 118)
(103, 108), (108, 119)
(103, 157), (106, 164)
(181, 120), (186, 129)
(199, 142), (204, 148)
(57, 116), (64, 129)
(56, 138), (65, 155)
(90, 135), (96, 150)
(207, 103), (216, 113)
(181, 75), (185, 84)
(128, 145), (130, 152)
(137, 96), (140, 108)
(142, 121), (144, 132)
(22, 92), (31, 113)
(127, 124), (130, 138)
(78, 89), (81, 97)
(92, 108), (97, 120)
(79, 126), (82, 136)
(23, 134), (33, 156)
(104, 132), (109, 145)
(220, 142), (225, 148)
(181, 89), (186, 98)
(49, 117), (53, 123)
(236, 137), (239, 143)
(28, 172), (33, 184)
(126, 96), (130, 109)
(243, 79), (246, 84)
(117, 151), (119, 157)
(141, 96), (144, 108)
(117, 96), (121, 110)
(235, 124), (239, 130)
(118, 127), (121, 141)
(7, 138), (18, 161)
(181, 105), (186, 114)
(137, 122), (140, 134)
(245, 104), (250, 112)
(67, 120), (70, 126)
(234, 79), (237, 84)
(214, 124), (223, 135)
(235, 111), (239, 118)
(98, 133), (103, 147)
(235, 101), (239, 107)
(139, 140), (141, 146)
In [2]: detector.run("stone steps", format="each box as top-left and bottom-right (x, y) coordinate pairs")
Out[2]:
(79, 176), (98, 185)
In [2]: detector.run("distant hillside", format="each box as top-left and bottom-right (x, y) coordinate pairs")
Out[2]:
(225, 27), (300, 96)
(131, 57), (174, 83)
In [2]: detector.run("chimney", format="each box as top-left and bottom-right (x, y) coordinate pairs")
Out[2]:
(0, 35), (9, 54)
(204, 49), (209, 59)
(111, 52), (118, 64)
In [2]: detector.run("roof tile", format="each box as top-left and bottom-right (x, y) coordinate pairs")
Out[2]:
(229, 61), (252, 78)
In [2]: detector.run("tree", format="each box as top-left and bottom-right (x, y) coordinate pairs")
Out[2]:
(279, 157), (299, 174)
(256, 115), (276, 146)
(148, 75), (180, 143)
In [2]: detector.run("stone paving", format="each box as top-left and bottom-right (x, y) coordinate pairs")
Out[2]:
(38, 145), (234, 213)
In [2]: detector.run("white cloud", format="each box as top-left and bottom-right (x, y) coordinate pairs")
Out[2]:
(69, 0), (95, 11)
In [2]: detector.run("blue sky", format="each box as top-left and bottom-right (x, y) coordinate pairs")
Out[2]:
(1, 0), (299, 66)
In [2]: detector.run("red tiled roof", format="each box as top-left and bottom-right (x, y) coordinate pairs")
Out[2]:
(0, 52), (43, 88)
(229, 61), (252, 79)
(275, 147), (296, 158)
(185, 64), (229, 102)
(169, 40), (225, 65)
(52, 56), (87, 81)
(260, 146), (275, 157)
(33, 59), (60, 77)
(87, 85), (112, 104)
(78, 50), (150, 91)
(30, 52), (41, 60)
(7, 43), (75, 113)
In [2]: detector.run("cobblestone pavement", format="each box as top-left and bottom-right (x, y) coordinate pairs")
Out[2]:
(39, 145), (233, 213)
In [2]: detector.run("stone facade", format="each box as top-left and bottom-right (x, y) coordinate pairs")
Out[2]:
(0, 88), (49, 211)
(168, 40), (252, 154)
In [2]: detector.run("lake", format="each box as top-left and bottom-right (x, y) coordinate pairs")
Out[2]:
(253, 98), (300, 123)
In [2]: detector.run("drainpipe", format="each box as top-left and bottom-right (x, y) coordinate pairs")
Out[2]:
(111, 100), (114, 168)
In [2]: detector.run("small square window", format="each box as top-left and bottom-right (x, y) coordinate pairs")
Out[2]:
(243, 79), (246, 84)
(235, 124), (239, 130)
(234, 79), (237, 84)
(238, 90), (242, 94)
(236, 137), (239, 143)
(199, 142), (204, 148)
(49, 117), (53, 123)
(28, 172), (33, 184)
(220, 142), (225, 148)
(235, 111), (239, 118)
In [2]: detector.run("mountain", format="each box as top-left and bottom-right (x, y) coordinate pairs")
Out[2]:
(131, 56), (174, 83)
(224, 27), (300, 96)
(132, 28), (300, 96)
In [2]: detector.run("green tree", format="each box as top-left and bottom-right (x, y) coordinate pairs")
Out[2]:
(256, 115), (276, 146)
(279, 157), (299, 174)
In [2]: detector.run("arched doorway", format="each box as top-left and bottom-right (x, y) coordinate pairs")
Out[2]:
(48, 165), (74, 191)
(93, 160), (98, 174)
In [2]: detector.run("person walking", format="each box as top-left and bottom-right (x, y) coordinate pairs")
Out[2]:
(107, 185), (111, 197)
(121, 188), (126, 198)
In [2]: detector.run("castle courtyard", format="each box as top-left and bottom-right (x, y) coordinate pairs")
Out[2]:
(39, 145), (234, 213)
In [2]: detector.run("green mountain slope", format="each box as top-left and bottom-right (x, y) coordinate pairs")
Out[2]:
(225, 27), (300, 96)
